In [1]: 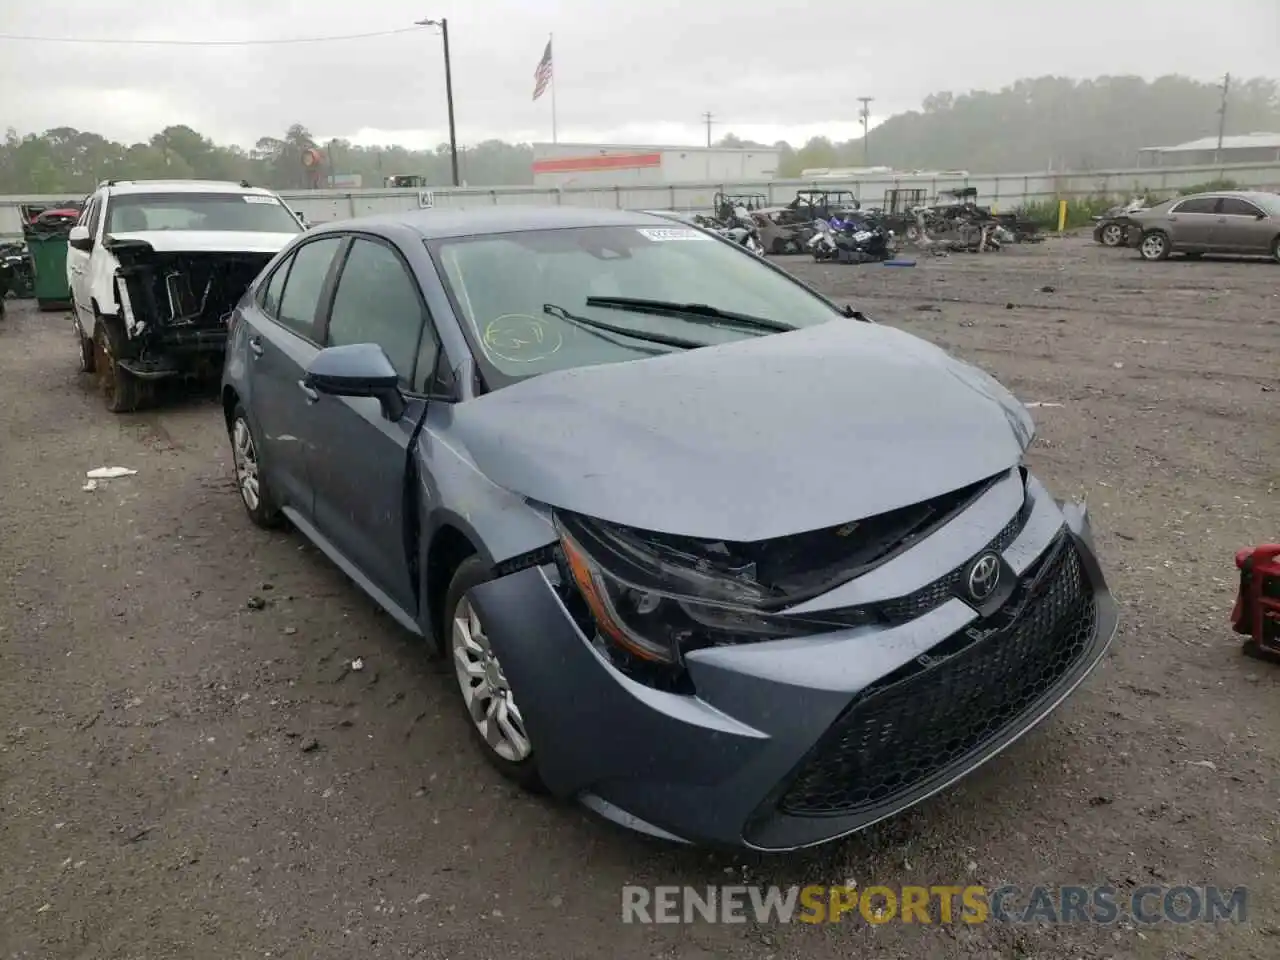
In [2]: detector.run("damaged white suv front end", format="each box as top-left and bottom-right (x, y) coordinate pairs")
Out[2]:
(66, 179), (303, 412)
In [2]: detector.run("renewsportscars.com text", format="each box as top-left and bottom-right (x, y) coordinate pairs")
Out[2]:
(621, 884), (1248, 925)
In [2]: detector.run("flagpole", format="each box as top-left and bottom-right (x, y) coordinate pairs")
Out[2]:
(549, 33), (558, 144)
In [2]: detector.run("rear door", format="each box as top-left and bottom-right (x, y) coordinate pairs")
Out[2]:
(304, 233), (441, 617)
(245, 235), (346, 517)
(1166, 196), (1220, 248)
(1213, 197), (1272, 253)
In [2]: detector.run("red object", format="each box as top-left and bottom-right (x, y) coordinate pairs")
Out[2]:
(532, 152), (662, 175)
(1231, 545), (1280, 658)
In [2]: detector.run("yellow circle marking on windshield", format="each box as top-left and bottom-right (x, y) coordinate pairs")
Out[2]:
(482, 314), (564, 363)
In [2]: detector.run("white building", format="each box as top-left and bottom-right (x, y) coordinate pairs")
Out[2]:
(531, 143), (781, 188)
(1137, 132), (1280, 167)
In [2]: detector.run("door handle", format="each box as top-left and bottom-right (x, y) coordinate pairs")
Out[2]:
(1167, 216), (1178, 221)
(248, 336), (264, 357)
(298, 380), (319, 403)
(1216, 217), (1227, 223)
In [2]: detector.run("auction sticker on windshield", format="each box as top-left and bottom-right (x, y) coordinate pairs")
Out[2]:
(637, 227), (710, 242)
(243, 196), (278, 204)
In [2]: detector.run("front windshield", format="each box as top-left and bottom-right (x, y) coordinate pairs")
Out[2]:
(429, 224), (841, 381)
(106, 193), (302, 234)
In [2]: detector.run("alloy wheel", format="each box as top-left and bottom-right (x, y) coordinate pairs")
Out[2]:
(1140, 233), (1166, 260)
(451, 596), (532, 763)
(231, 417), (261, 511)
(1101, 224), (1123, 246)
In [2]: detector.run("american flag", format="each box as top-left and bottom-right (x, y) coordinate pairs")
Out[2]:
(532, 39), (553, 101)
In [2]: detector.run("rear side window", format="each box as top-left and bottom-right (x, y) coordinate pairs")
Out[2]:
(1172, 197), (1219, 215)
(1219, 197), (1262, 216)
(325, 237), (430, 387)
(260, 259), (289, 318)
(275, 237), (342, 340)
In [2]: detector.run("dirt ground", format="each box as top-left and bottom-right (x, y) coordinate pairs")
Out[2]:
(1, 236), (1277, 960)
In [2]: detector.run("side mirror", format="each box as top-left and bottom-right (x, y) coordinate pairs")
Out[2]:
(1256, 211), (1268, 220)
(305, 343), (406, 421)
(68, 224), (93, 251)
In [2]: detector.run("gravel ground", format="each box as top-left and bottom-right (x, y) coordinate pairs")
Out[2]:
(1, 236), (1277, 960)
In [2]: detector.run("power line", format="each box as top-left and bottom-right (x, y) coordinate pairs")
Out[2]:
(0, 25), (424, 47)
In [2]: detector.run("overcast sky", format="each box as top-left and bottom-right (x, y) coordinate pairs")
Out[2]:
(2, 0), (1277, 150)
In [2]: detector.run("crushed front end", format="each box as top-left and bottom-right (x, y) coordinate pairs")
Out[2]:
(465, 466), (1118, 850)
(108, 239), (274, 382)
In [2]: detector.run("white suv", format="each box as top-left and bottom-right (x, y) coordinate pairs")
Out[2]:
(67, 179), (303, 412)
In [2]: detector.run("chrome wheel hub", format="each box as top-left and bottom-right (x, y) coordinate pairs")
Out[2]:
(231, 418), (261, 511)
(1141, 235), (1164, 258)
(452, 596), (532, 763)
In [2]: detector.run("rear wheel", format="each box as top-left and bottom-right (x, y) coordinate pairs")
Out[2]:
(92, 320), (145, 412)
(1271, 235), (1280, 263)
(77, 322), (96, 373)
(1139, 231), (1170, 261)
(229, 404), (282, 528)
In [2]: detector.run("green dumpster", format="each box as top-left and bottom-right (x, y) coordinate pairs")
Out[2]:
(24, 230), (73, 312)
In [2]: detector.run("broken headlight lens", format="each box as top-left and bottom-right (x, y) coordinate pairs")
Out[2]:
(554, 511), (871, 666)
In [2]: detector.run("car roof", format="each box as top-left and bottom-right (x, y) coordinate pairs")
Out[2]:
(310, 205), (679, 240)
(103, 180), (278, 198)
(1174, 190), (1278, 203)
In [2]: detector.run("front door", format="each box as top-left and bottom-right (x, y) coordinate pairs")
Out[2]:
(304, 234), (441, 616)
(246, 235), (345, 517)
(1212, 196), (1273, 254)
(67, 196), (99, 334)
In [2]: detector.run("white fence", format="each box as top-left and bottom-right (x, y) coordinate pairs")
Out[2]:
(4, 159), (1280, 238)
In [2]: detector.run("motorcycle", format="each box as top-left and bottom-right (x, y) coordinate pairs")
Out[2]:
(808, 213), (895, 263)
(709, 206), (764, 256)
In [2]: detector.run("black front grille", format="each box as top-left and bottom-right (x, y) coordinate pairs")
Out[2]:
(776, 536), (1096, 818)
(874, 497), (1031, 624)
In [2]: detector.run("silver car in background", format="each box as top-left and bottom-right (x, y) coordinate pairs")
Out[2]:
(1125, 190), (1280, 262)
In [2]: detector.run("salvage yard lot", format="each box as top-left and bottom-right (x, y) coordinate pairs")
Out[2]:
(1, 235), (1277, 960)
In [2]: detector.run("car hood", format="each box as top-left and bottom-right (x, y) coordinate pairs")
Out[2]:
(450, 320), (1031, 541)
(103, 230), (299, 255)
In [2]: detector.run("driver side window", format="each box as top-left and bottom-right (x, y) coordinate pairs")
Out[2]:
(325, 237), (434, 389)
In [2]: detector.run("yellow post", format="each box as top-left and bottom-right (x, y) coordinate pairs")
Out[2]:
(1057, 199), (1068, 232)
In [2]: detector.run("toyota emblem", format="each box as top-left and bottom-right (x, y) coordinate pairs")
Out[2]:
(965, 553), (1002, 602)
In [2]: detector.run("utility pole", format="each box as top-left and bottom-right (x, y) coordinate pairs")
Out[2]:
(857, 97), (874, 166)
(702, 112), (714, 148)
(416, 17), (460, 187)
(1216, 73), (1231, 164)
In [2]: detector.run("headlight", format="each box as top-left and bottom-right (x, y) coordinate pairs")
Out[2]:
(554, 512), (870, 667)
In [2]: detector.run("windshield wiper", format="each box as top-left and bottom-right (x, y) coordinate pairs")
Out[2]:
(584, 296), (796, 334)
(542, 303), (703, 350)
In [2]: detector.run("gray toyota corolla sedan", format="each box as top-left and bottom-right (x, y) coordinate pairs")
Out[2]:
(220, 206), (1118, 851)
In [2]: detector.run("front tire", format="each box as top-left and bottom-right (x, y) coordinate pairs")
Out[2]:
(1139, 230), (1171, 261)
(445, 556), (544, 790)
(1100, 223), (1124, 247)
(229, 404), (282, 528)
(1271, 236), (1280, 263)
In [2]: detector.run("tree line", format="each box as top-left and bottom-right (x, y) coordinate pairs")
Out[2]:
(2, 74), (1276, 195)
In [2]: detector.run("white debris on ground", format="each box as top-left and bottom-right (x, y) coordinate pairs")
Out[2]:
(86, 467), (137, 479)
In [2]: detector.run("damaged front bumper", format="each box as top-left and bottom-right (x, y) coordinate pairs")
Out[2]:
(108, 240), (275, 379)
(466, 474), (1118, 850)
